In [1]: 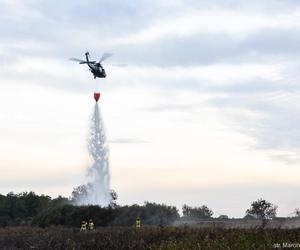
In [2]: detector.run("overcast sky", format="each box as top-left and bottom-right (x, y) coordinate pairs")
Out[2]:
(1, 0), (300, 217)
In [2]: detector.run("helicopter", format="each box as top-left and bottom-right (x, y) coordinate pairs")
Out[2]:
(70, 52), (112, 79)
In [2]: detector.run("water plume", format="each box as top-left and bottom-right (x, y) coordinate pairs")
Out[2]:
(76, 103), (111, 206)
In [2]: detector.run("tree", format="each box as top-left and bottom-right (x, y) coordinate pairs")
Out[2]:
(243, 214), (255, 220)
(71, 185), (118, 207)
(109, 189), (118, 208)
(51, 195), (70, 207)
(294, 208), (300, 217)
(245, 198), (277, 228)
(182, 204), (213, 219)
(21, 191), (51, 217)
(32, 202), (179, 227)
(218, 214), (229, 220)
(0, 191), (54, 224)
(5, 192), (27, 219)
(71, 185), (89, 204)
(112, 202), (179, 226)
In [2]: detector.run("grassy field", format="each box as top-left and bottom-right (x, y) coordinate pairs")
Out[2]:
(0, 226), (300, 249)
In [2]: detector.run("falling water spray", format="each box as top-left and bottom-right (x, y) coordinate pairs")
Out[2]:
(88, 102), (110, 205)
(76, 101), (111, 206)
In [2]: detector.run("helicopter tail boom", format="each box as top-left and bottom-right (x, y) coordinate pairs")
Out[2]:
(85, 52), (90, 63)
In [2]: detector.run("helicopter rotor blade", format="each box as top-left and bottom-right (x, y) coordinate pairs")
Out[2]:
(102, 63), (127, 67)
(69, 58), (85, 63)
(99, 53), (113, 63)
(69, 58), (96, 64)
(79, 61), (96, 64)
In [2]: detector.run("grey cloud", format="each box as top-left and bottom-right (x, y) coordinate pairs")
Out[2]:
(0, 0), (181, 44)
(140, 73), (300, 163)
(209, 90), (300, 162)
(251, 107), (300, 150)
(2, 0), (300, 73)
(111, 34), (238, 67)
(113, 29), (300, 67)
(2, 27), (300, 73)
(1, 0), (300, 164)
(179, 0), (300, 11)
(2, 1), (300, 67)
(201, 79), (297, 95)
(243, 29), (300, 55)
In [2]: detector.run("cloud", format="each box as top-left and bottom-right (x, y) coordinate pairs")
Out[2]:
(109, 8), (300, 46)
(207, 76), (300, 163)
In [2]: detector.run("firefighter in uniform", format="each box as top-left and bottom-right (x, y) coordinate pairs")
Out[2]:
(135, 217), (141, 228)
(80, 220), (87, 231)
(88, 219), (95, 230)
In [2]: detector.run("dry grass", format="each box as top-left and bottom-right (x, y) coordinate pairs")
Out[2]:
(0, 226), (299, 249)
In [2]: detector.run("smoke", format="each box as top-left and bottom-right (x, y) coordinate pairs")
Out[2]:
(76, 103), (111, 206)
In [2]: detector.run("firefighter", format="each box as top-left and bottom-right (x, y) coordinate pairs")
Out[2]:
(80, 220), (87, 231)
(88, 219), (95, 230)
(135, 216), (141, 228)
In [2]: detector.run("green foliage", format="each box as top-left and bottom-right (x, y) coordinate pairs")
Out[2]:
(182, 204), (213, 219)
(0, 190), (179, 228)
(112, 202), (179, 226)
(0, 191), (70, 225)
(32, 205), (116, 228)
(32, 202), (179, 227)
(51, 195), (70, 207)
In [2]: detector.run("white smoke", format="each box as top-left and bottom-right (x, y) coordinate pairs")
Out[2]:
(76, 103), (111, 206)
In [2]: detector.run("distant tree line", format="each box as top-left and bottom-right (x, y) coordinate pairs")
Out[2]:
(1, 190), (297, 228)
(0, 192), (69, 227)
(32, 202), (179, 228)
(182, 204), (213, 219)
(0, 191), (179, 227)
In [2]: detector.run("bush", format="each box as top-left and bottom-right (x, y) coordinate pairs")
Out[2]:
(32, 202), (179, 228)
(182, 204), (213, 219)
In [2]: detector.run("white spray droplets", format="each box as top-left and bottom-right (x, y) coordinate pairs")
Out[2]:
(77, 103), (111, 206)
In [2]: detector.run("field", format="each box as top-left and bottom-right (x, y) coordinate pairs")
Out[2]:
(0, 226), (300, 249)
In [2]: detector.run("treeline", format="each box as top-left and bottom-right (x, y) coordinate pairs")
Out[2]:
(2, 191), (297, 228)
(0, 192), (69, 226)
(0, 192), (179, 227)
(33, 203), (179, 228)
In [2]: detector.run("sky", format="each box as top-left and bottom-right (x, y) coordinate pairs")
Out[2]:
(0, 0), (300, 217)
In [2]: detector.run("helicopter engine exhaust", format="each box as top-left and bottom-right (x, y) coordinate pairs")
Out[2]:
(94, 92), (100, 102)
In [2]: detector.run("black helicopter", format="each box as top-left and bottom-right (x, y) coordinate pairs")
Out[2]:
(70, 52), (112, 79)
